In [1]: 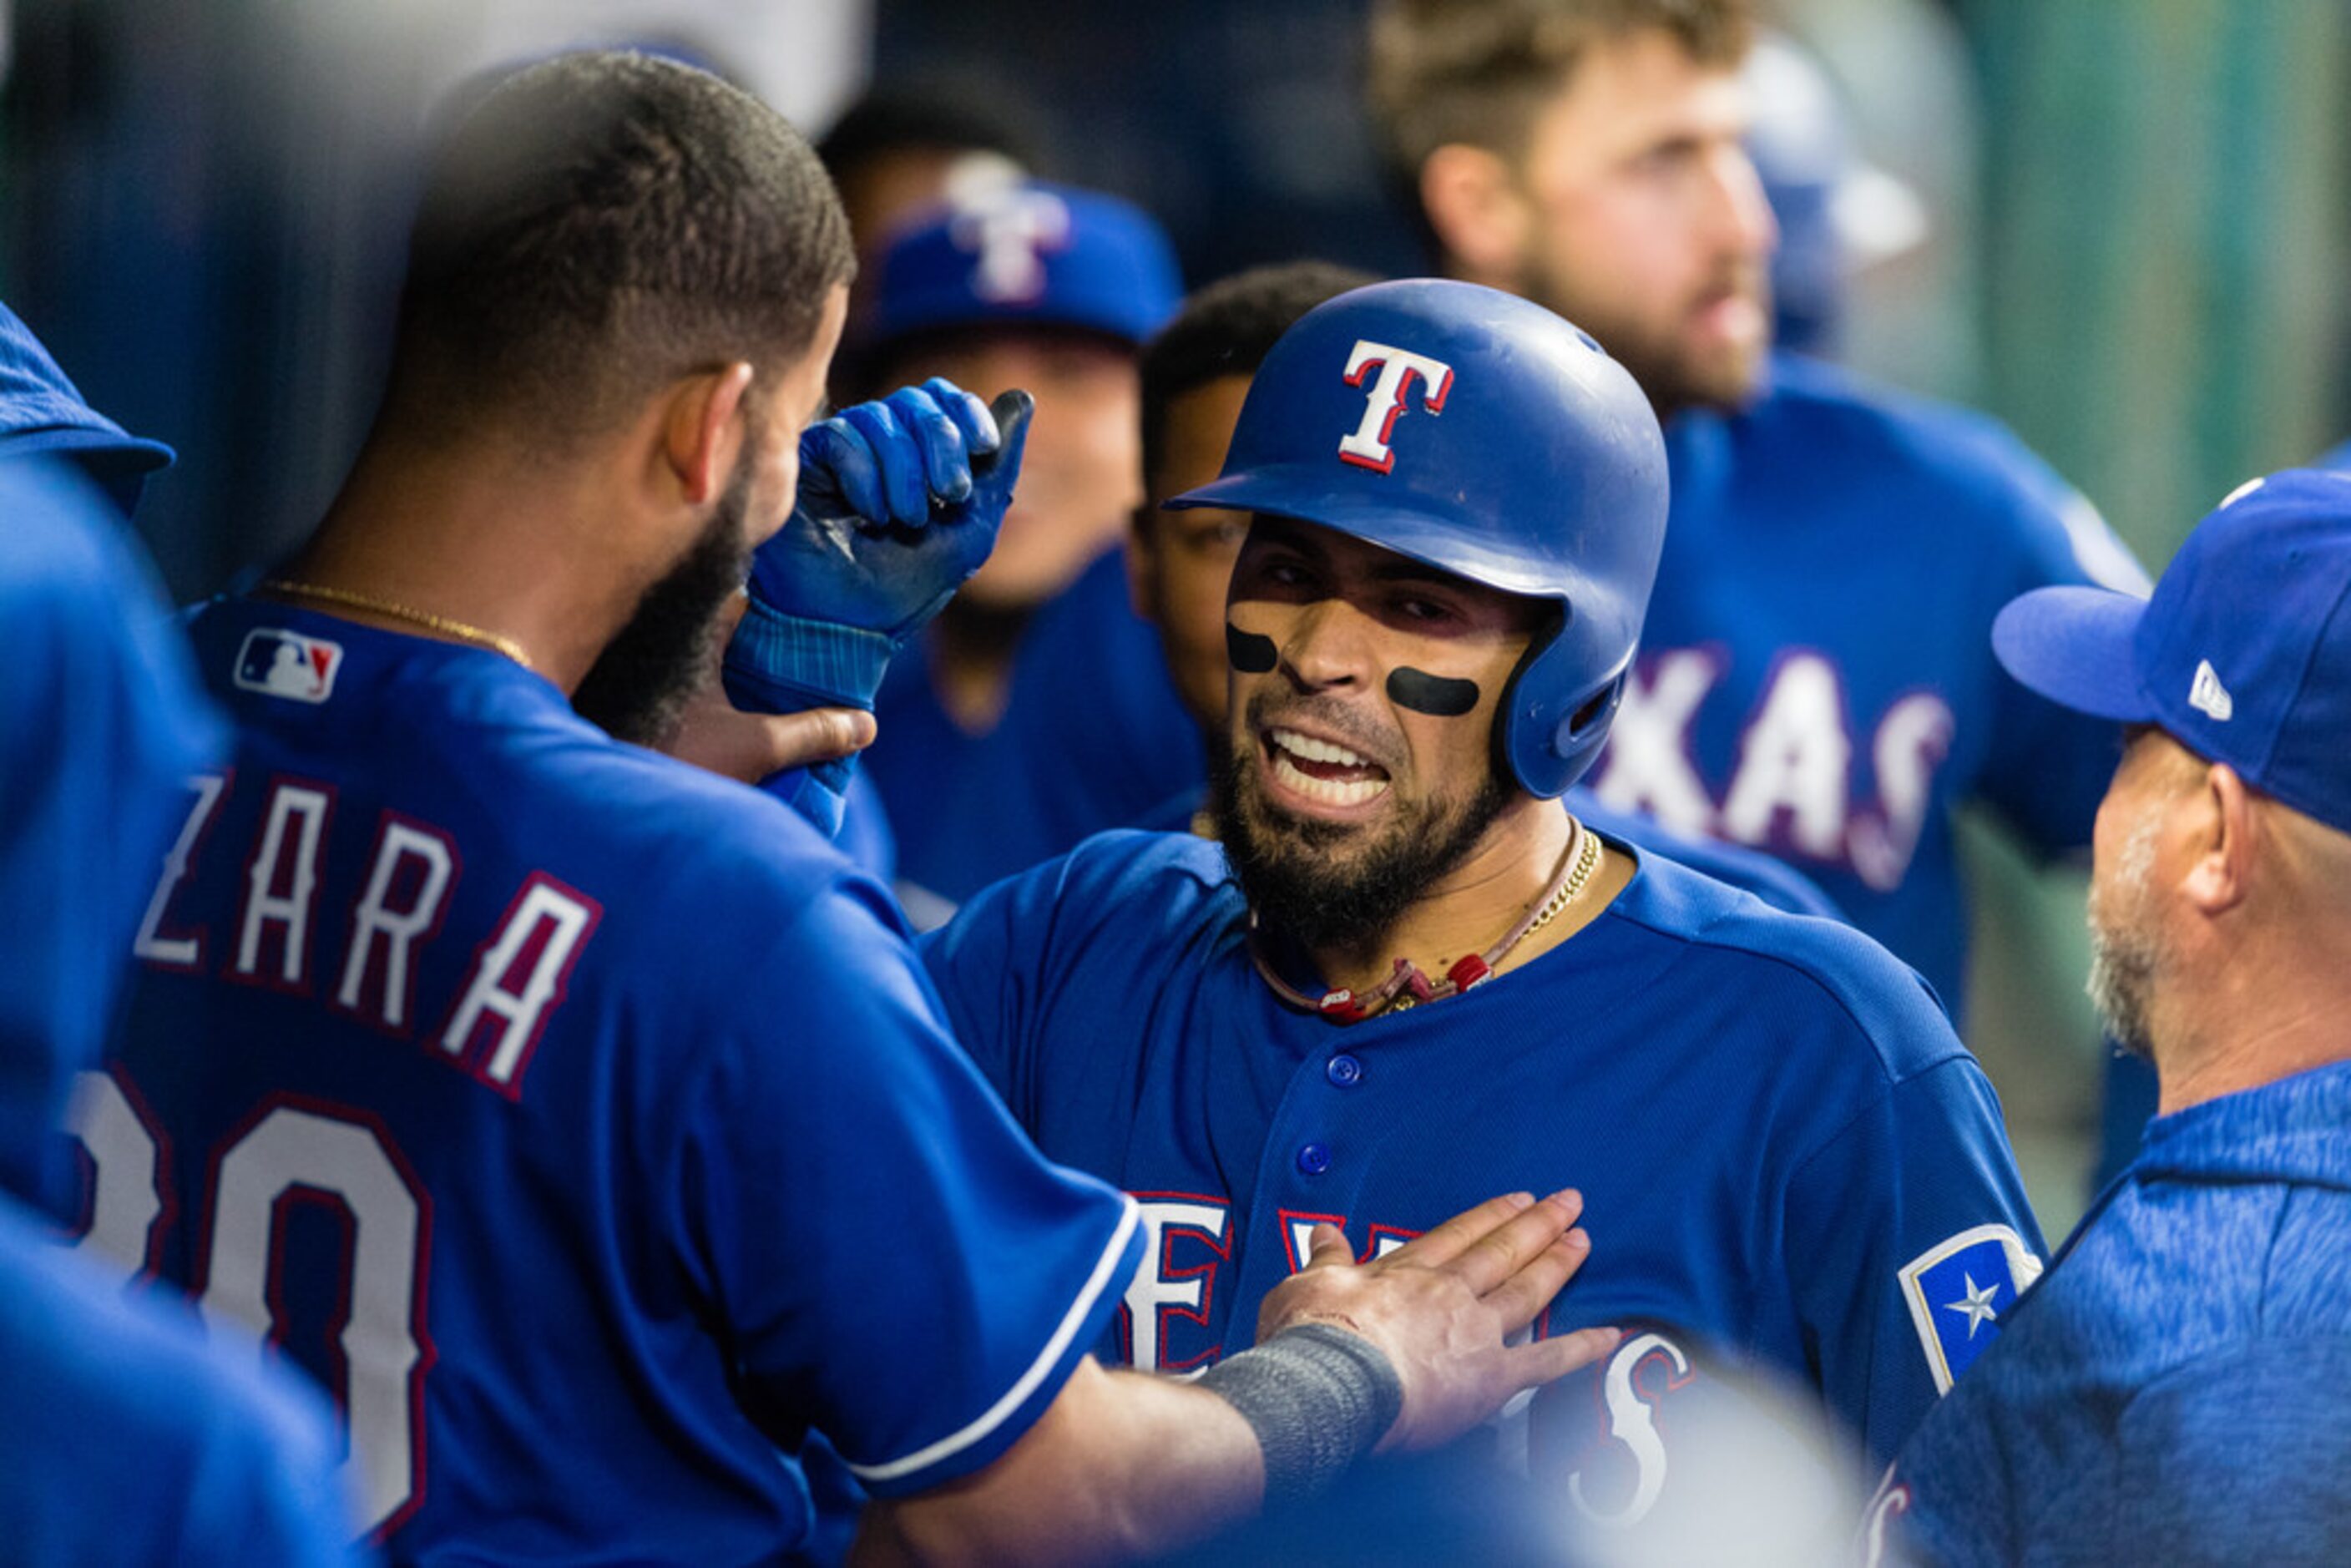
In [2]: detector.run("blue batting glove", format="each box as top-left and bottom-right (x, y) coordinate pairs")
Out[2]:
(724, 380), (1032, 718)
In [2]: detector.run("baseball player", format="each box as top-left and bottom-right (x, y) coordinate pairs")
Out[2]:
(80, 55), (1605, 1563)
(0, 308), (353, 1565)
(1367, 0), (2147, 1024)
(1115, 257), (1845, 918)
(1740, 28), (1925, 362)
(920, 280), (2046, 1541)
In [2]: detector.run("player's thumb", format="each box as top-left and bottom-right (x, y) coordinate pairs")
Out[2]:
(1302, 1221), (1354, 1271)
(760, 706), (877, 772)
(976, 389), (1035, 499)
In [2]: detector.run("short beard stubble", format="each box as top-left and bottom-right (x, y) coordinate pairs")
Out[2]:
(1523, 261), (1770, 421)
(2086, 805), (2167, 1059)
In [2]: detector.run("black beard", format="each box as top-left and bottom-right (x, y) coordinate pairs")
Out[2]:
(571, 472), (751, 747)
(1208, 721), (1513, 955)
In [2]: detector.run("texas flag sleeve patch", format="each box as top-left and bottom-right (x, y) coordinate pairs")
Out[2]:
(1898, 1223), (2045, 1394)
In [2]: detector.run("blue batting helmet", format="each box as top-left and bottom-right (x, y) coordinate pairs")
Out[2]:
(1165, 278), (1667, 798)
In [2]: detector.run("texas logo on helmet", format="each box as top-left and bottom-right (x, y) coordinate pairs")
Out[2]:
(1337, 341), (1454, 474)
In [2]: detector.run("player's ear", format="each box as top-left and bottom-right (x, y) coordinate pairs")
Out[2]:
(662, 362), (756, 507)
(2179, 762), (2252, 917)
(1419, 144), (1532, 288)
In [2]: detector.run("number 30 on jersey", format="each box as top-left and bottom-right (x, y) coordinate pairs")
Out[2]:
(66, 1066), (432, 1540)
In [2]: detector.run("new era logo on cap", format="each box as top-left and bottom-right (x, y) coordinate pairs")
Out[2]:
(2187, 659), (2233, 721)
(233, 628), (343, 704)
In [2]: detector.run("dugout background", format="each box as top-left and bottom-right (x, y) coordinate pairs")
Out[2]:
(3, 0), (2344, 1232)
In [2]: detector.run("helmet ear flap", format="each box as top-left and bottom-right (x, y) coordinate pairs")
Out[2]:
(1493, 607), (1561, 798)
(1499, 635), (1631, 799)
(1561, 668), (1626, 750)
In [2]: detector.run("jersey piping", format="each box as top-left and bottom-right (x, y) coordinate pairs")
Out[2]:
(842, 1195), (1141, 1483)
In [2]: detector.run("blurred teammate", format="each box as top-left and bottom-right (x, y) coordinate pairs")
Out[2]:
(1878, 470), (2351, 1565)
(1366, 0), (2146, 1022)
(85, 53), (1603, 1563)
(923, 280), (2044, 1546)
(1740, 29), (1926, 362)
(816, 79), (1037, 358)
(853, 178), (1189, 908)
(1, 306), (353, 1565)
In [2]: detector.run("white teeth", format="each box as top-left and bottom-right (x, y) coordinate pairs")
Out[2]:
(1269, 727), (1370, 768)
(1271, 749), (1390, 807)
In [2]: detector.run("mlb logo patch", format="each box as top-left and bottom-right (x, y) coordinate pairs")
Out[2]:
(1898, 1224), (2043, 1393)
(232, 627), (343, 704)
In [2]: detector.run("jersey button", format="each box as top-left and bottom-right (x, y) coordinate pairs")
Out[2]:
(1296, 1141), (1332, 1176)
(1326, 1054), (1363, 1087)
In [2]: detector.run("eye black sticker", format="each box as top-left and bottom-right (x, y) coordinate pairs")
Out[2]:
(1226, 624), (1279, 673)
(1386, 666), (1480, 716)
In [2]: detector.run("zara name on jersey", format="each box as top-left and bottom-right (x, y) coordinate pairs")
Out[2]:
(923, 828), (2046, 1516)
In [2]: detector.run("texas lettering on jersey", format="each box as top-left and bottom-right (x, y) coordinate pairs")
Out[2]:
(131, 769), (597, 1099)
(1118, 1197), (1752, 1534)
(1119, 1197), (1418, 1373)
(1590, 646), (1954, 893)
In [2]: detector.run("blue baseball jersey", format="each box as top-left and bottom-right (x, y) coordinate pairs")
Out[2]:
(1574, 788), (1843, 918)
(921, 828), (2045, 1508)
(88, 597), (1142, 1563)
(1586, 354), (2146, 1012)
(865, 549), (1202, 907)
(1878, 1060), (2351, 1566)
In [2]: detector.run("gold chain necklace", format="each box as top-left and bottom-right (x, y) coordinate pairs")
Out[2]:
(1523, 822), (1605, 937)
(264, 580), (533, 671)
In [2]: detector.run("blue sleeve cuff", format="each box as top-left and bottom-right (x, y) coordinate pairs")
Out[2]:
(724, 600), (897, 713)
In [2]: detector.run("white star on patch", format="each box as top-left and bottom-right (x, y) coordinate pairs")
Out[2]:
(1942, 1273), (2001, 1339)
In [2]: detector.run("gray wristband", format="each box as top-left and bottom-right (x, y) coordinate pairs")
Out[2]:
(1197, 1323), (1405, 1497)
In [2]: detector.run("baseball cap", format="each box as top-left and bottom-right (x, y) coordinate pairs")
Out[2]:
(868, 179), (1181, 351)
(0, 300), (174, 478)
(1991, 468), (2351, 834)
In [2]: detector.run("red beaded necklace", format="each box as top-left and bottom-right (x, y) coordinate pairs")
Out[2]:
(1248, 816), (1600, 1024)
